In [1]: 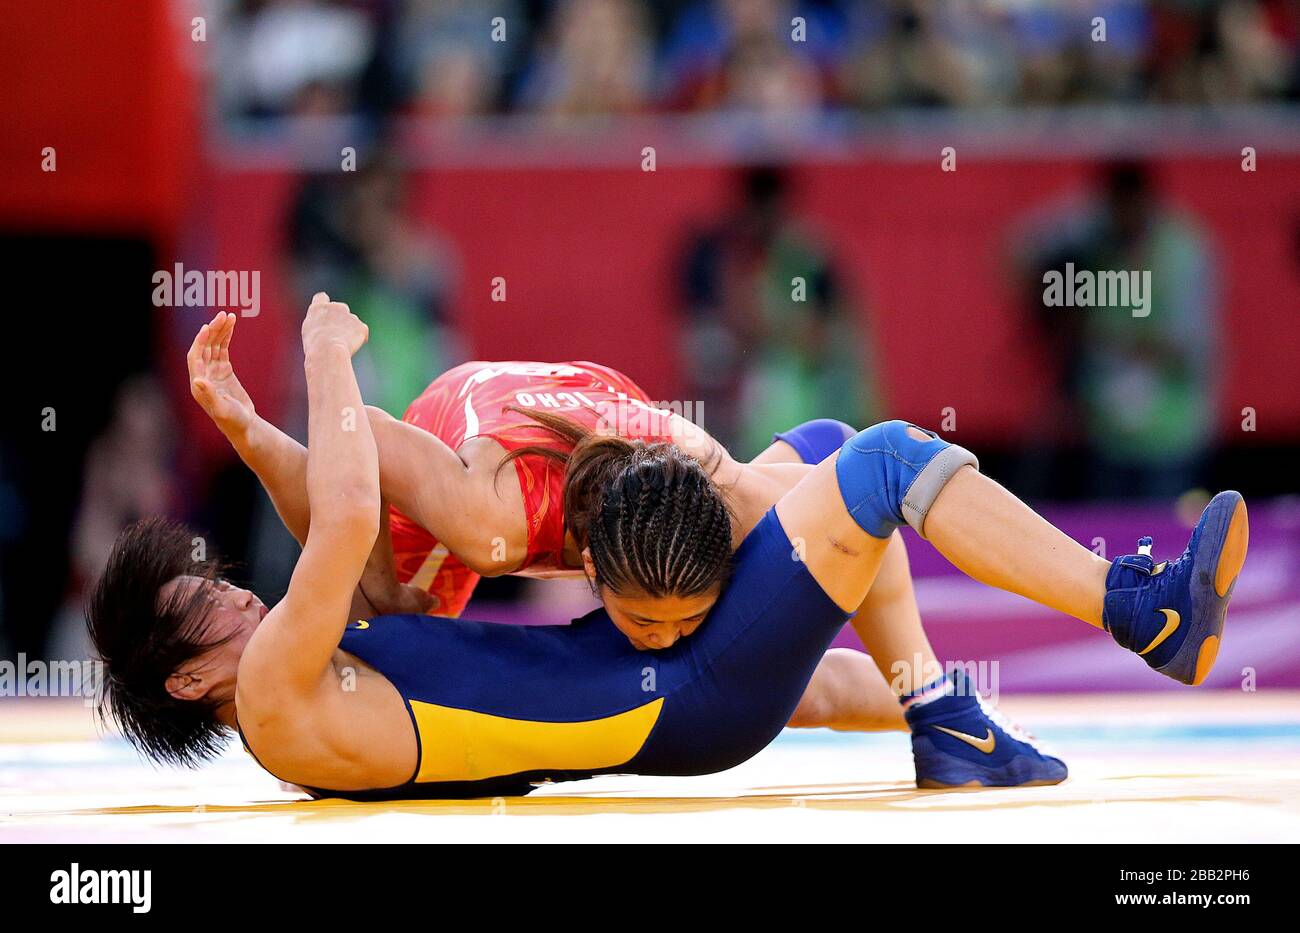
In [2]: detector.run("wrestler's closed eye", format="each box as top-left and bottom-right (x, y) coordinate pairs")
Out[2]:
(633, 614), (704, 627)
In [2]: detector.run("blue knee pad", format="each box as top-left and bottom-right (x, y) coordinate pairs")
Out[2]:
(773, 419), (857, 465)
(835, 420), (978, 539)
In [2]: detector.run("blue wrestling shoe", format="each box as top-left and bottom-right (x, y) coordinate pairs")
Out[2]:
(906, 671), (1068, 788)
(1102, 491), (1249, 686)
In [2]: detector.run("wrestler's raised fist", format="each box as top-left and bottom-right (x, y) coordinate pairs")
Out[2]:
(302, 291), (368, 357)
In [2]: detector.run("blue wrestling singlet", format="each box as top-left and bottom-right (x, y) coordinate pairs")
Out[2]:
(241, 417), (857, 800)
(285, 507), (849, 800)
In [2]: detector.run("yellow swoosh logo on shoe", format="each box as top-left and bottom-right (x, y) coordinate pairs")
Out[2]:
(1139, 609), (1179, 656)
(933, 725), (996, 754)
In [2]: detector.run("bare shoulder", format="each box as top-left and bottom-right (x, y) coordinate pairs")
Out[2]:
(238, 644), (416, 791)
(234, 607), (330, 727)
(233, 656), (326, 786)
(726, 462), (814, 540)
(666, 413), (732, 471)
(454, 435), (531, 574)
(458, 434), (512, 478)
(745, 461), (814, 491)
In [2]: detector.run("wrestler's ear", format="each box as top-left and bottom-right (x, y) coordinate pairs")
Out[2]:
(165, 670), (209, 702)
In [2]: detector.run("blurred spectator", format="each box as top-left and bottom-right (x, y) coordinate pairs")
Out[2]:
(1148, 0), (1294, 103)
(70, 378), (177, 578)
(44, 377), (178, 663)
(288, 152), (465, 417)
(396, 0), (525, 119)
(715, 30), (826, 113)
(678, 165), (877, 457)
(660, 0), (844, 111)
(515, 0), (656, 119)
(217, 0), (378, 119)
(1016, 160), (1218, 500)
(211, 1), (1300, 125)
(1006, 1), (1150, 104)
(840, 0), (1008, 108)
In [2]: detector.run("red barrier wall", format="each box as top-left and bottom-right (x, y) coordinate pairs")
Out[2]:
(0, 0), (196, 236)
(201, 155), (1300, 443)
(2, 4), (1293, 446)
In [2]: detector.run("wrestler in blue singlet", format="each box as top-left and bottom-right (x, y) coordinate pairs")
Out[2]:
(248, 420), (860, 800)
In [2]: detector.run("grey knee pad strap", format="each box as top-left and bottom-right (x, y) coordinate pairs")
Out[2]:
(901, 444), (979, 539)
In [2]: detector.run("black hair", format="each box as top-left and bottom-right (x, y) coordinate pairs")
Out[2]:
(86, 518), (235, 767)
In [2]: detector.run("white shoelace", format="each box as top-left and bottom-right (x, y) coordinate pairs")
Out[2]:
(975, 692), (1059, 757)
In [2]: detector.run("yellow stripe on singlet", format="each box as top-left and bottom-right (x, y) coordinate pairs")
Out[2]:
(408, 697), (664, 783)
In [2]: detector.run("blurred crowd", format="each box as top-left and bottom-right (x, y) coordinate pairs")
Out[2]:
(3, 1), (1286, 665)
(213, 0), (1300, 123)
(1011, 159), (1218, 501)
(678, 165), (878, 456)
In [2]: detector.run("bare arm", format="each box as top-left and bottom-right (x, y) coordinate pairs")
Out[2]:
(365, 406), (527, 574)
(656, 409), (815, 539)
(186, 312), (312, 544)
(232, 420), (312, 546)
(659, 410), (742, 484)
(241, 295), (380, 697)
(188, 312), (430, 613)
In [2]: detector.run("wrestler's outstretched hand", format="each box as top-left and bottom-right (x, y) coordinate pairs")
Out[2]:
(360, 579), (439, 617)
(188, 310), (256, 437)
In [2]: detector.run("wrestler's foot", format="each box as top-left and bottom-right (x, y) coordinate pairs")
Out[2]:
(906, 672), (1068, 788)
(1102, 491), (1248, 686)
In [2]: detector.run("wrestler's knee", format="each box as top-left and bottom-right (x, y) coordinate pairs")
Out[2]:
(834, 420), (979, 540)
(787, 649), (864, 729)
(773, 418), (859, 466)
(787, 673), (838, 729)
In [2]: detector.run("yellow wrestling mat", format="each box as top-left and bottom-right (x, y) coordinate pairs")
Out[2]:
(3, 693), (1298, 843)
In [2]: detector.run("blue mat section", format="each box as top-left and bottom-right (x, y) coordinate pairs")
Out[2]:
(773, 722), (1300, 747)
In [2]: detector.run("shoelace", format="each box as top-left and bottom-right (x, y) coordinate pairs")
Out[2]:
(975, 693), (1059, 757)
(1136, 535), (1183, 575)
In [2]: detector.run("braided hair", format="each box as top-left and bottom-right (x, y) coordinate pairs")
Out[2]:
(499, 408), (734, 598)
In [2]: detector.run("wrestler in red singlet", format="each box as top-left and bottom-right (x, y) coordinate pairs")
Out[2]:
(389, 361), (678, 616)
